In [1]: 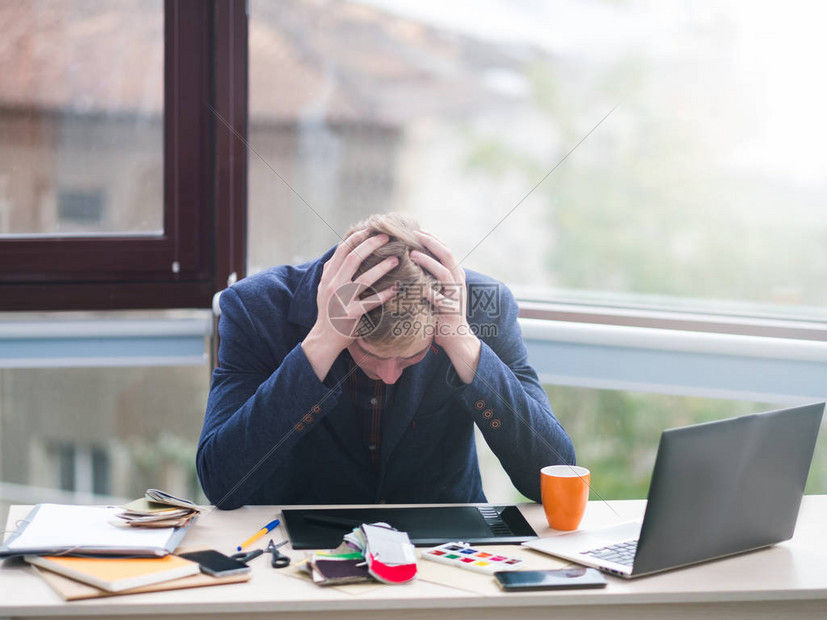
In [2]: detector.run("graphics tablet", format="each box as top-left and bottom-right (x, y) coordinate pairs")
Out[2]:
(282, 505), (536, 549)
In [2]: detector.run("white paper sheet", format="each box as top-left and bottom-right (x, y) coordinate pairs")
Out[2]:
(5, 504), (181, 553)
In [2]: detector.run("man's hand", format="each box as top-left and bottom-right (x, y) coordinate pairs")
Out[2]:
(302, 230), (398, 381)
(411, 231), (481, 384)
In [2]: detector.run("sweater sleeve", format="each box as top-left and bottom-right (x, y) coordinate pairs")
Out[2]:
(196, 286), (342, 509)
(448, 280), (575, 502)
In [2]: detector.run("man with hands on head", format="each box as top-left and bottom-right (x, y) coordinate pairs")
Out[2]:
(197, 213), (575, 509)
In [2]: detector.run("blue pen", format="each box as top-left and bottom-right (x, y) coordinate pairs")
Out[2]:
(237, 518), (280, 551)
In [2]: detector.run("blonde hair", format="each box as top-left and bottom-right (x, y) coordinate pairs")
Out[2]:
(345, 213), (438, 352)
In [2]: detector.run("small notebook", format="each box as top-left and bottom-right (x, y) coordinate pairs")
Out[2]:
(25, 554), (200, 592)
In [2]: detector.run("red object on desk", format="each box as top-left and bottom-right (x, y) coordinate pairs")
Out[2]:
(366, 552), (417, 584)
(361, 523), (418, 584)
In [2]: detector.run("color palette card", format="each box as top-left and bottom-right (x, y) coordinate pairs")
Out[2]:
(421, 542), (525, 574)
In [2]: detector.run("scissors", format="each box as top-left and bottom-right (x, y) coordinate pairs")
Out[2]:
(230, 548), (264, 564)
(267, 539), (291, 568)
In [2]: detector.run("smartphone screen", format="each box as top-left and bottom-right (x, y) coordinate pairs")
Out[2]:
(178, 550), (251, 577)
(495, 567), (607, 591)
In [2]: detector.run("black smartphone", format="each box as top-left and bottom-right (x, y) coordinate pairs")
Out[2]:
(494, 567), (607, 591)
(178, 550), (251, 577)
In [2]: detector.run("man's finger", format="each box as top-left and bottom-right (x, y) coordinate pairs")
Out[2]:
(338, 233), (390, 281)
(410, 249), (454, 283)
(415, 229), (449, 246)
(327, 228), (370, 276)
(414, 230), (460, 274)
(354, 256), (398, 289)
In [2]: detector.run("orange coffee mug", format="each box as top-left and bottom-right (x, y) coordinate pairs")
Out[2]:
(541, 465), (590, 531)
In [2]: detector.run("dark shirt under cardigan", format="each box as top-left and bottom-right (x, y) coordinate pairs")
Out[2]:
(196, 248), (575, 509)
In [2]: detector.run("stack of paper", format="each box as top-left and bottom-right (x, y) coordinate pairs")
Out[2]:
(0, 504), (190, 557)
(115, 489), (205, 528)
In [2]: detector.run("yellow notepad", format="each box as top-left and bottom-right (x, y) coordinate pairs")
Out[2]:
(25, 554), (200, 592)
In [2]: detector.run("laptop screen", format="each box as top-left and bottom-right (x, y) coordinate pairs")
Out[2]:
(633, 402), (824, 575)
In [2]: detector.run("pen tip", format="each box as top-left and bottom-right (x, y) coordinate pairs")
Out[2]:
(236, 546), (242, 552)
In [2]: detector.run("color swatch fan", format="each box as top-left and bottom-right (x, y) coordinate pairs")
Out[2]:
(361, 523), (417, 584)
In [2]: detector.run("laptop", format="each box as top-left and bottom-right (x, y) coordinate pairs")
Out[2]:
(524, 402), (824, 578)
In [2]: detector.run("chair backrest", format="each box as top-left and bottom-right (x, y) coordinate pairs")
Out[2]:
(209, 290), (224, 372)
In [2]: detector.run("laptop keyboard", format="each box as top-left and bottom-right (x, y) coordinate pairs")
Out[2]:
(582, 539), (638, 566)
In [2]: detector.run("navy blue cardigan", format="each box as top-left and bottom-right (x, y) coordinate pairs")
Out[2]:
(197, 250), (575, 508)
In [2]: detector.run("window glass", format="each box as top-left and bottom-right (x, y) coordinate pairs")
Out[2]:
(478, 387), (826, 502)
(249, 0), (827, 320)
(0, 0), (163, 237)
(0, 364), (208, 516)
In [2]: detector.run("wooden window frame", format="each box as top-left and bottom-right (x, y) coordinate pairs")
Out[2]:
(0, 0), (246, 311)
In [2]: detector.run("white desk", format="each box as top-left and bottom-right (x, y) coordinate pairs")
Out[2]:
(2, 497), (826, 620)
